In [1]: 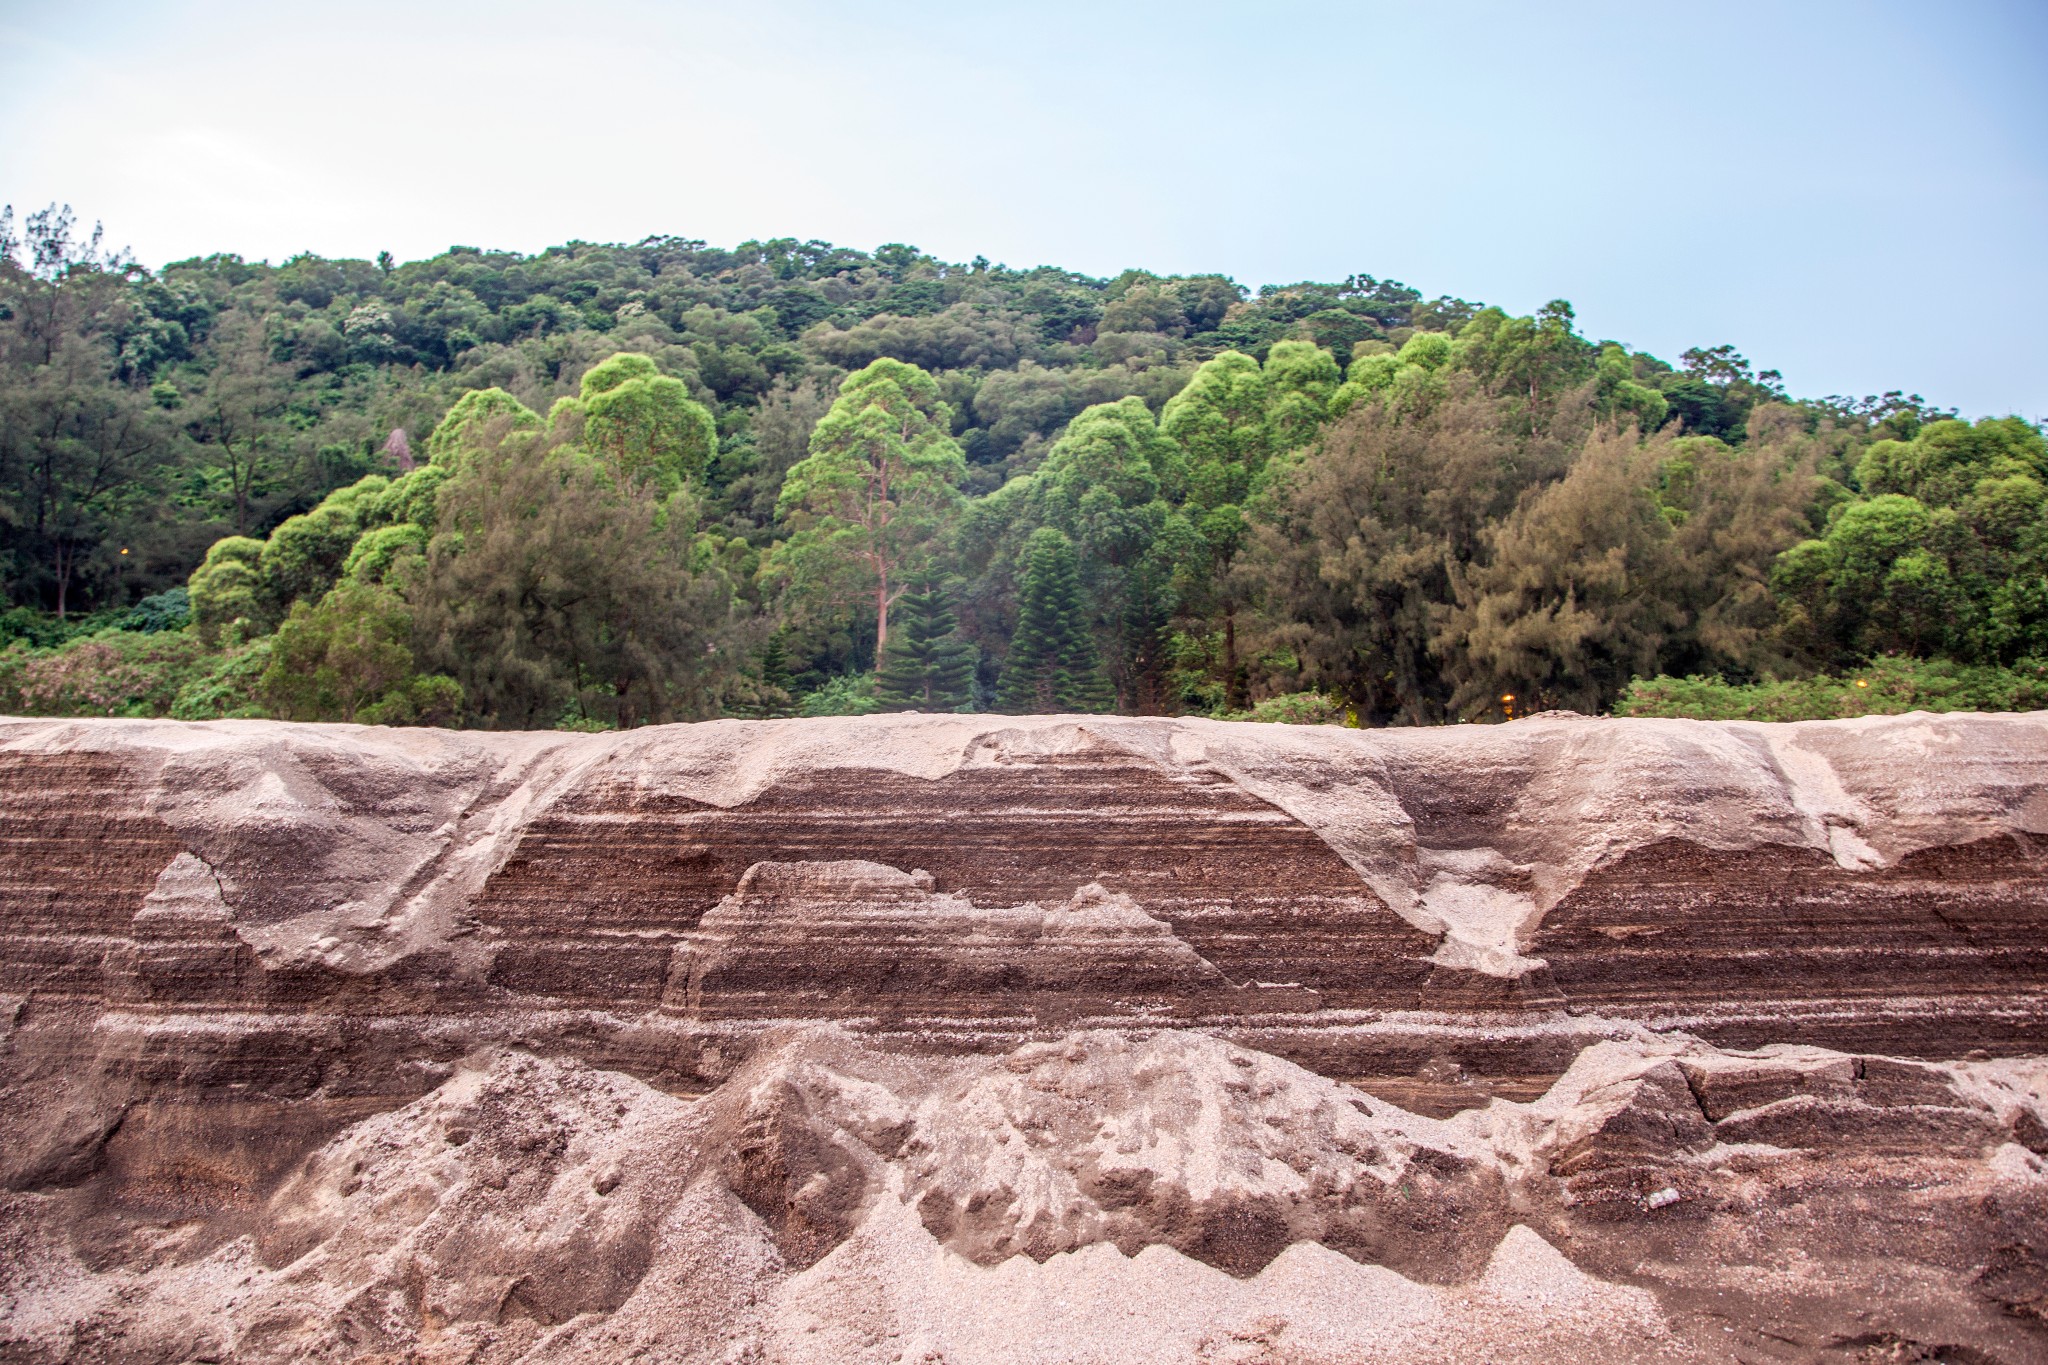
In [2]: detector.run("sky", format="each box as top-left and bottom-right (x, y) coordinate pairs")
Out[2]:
(2, 0), (2044, 418)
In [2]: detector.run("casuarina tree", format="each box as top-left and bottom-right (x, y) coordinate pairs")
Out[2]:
(874, 572), (977, 711)
(998, 527), (1112, 713)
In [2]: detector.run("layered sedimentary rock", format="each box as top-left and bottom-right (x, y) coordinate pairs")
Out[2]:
(664, 860), (1295, 1022)
(5, 1026), (2045, 1363)
(10, 709), (2044, 1040)
(2, 710), (2047, 1362)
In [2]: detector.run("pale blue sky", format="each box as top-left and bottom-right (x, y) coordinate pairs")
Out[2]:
(2, 0), (2043, 417)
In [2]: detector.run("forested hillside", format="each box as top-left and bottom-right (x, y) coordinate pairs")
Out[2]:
(2, 201), (2040, 728)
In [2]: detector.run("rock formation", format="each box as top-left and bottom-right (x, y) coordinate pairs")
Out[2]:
(1, 710), (2045, 1361)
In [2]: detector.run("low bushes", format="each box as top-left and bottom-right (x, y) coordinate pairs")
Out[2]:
(1616, 655), (2048, 721)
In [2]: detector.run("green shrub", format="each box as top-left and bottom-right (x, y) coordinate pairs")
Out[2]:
(188, 536), (272, 642)
(169, 640), (274, 720)
(356, 674), (464, 727)
(0, 607), (83, 650)
(260, 580), (460, 724)
(122, 588), (191, 634)
(1615, 655), (2048, 721)
(0, 630), (214, 717)
(798, 672), (880, 717)
(1232, 690), (1351, 725)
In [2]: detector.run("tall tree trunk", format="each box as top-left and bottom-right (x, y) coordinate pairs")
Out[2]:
(873, 562), (890, 670)
(1223, 606), (1246, 711)
(52, 542), (70, 620)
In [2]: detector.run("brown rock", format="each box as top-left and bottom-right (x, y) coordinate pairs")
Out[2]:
(3, 711), (2048, 1363)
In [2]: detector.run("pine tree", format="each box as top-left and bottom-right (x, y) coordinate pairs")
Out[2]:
(998, 528), (1114, 713)
(874, 573), (977, 711)
(736, 631), (798, 718)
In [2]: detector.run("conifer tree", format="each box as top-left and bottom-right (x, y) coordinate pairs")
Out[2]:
(998, 528), (1113, 713)
(736, 631), (798, 718)
(874, 572), (977, 711)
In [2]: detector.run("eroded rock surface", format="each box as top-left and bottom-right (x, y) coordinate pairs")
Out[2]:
(1, 711), (2046, 1361)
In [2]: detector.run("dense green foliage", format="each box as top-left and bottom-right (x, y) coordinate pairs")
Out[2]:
(874, 572), (976, 712)
(998, 528), (1112, 713)
(1615, 656), (2048, 721)
(2, 202), (2040, 727)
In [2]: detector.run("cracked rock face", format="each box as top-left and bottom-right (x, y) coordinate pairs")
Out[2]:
(2, 711), (2047, 1361)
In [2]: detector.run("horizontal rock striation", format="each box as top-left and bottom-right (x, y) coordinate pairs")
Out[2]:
(664, 860), (1287, 1023)
(5, 1026), (2046, 1363)
(4, 711), (2044, 1051)
(2, 710), (2047, 1361)
(472, 727), (1410, 1014)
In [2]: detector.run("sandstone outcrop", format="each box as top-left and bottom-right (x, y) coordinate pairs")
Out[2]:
(1, 710), (2046, 1361)
(666, 860), (1261, 1022)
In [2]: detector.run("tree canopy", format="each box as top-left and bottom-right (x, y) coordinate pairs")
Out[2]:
(1, 205), (2037, 728)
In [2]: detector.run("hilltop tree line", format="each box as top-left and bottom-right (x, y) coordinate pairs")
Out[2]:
(1, 201), (2041, 727)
